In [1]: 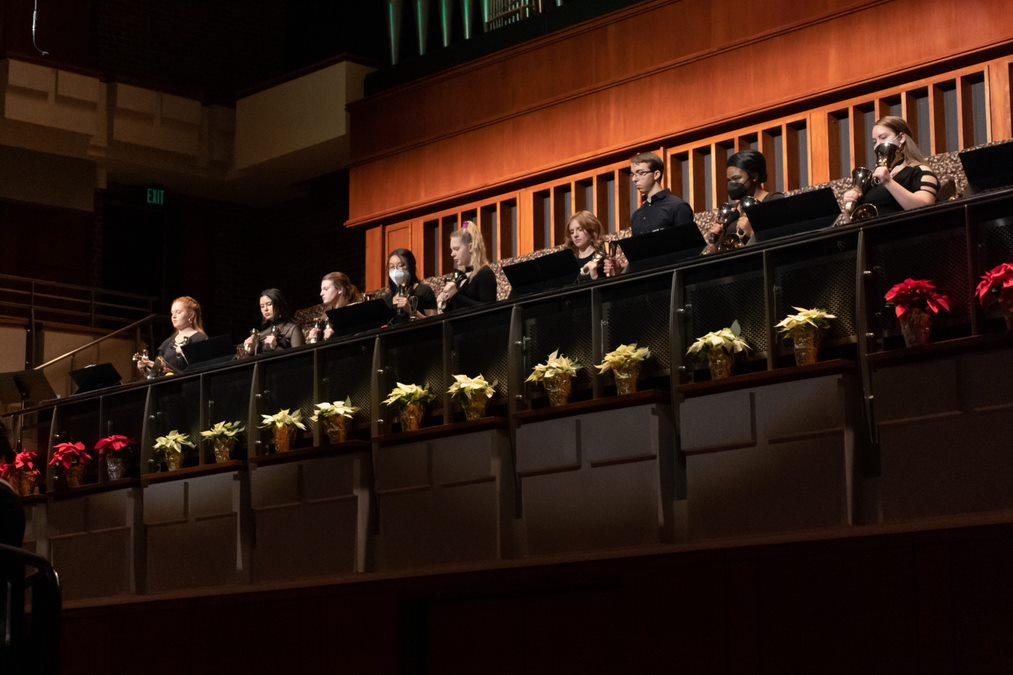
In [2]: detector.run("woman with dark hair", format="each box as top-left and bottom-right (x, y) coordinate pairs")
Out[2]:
(243, 288), (305, 354)
(308, 271), (364, 342)
(704, 150), (784, 254)
(385, 248), (437, 325)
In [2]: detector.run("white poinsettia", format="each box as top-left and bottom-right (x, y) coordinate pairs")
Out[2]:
(447, 374), (495, 401)
(310, 397), (360, 422)
(687, 324), (751, 356)
(383, 382), (436, 407)
(199, 420), (244, 440)
(596, 343), (651, 374)
(259, 408), (307, 430)
(153, 430), (194, 454)
(775, 307), (836, 337)
(525, 350), (580, 383)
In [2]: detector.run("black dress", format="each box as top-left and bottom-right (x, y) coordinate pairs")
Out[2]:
(859, 165), (938, 216)
(385, 283), (438, 326)
(252, 321), (305, 351)
(575, 249), (605, 283)
(156, 331), (208, 371)
(444, 266), (498, 312)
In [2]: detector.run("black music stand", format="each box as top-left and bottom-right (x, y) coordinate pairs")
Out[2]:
(326, 299), (395, 338)
(503, 249), (581, 297)
(0, 370), (56, 408)
(960, 142), (1013, 194)
(181, 335), (236, 369)
(69, 363), (122, 394)
(744, 187), (840, 242)
(617, 224), (704, 272)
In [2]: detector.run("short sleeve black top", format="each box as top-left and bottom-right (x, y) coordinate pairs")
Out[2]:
(630, 189), (695, 236)
(859, 165), (938, 216)
(385, 283), (438, 326)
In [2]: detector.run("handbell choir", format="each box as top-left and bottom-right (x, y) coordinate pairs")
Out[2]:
(139, 114), (941, 373)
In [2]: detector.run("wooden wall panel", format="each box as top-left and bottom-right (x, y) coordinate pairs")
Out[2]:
(347, 0), (1013, 228)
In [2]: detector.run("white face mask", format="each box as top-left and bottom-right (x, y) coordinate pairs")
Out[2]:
(389, 269), (410, 287)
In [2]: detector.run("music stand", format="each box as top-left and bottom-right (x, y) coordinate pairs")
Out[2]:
(181, 335), (236, 369)
(617, 224), (705, 272)
(69, 363), (122, 394)
(959, 142), (1013, 195)
(0, 370), (56, 408)
(326, 299), (395, 338)
(503, 249), (581, 297)
(744, 187), (840, 242)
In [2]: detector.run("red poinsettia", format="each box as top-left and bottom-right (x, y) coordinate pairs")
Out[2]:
(0, 463), (11, 480)
(975, 262), (1013, 307)
(14, 451), (40, 477)
(95, 435), (133, 455)
(48, 442), (93, 470)
(884, 278), (952, 319)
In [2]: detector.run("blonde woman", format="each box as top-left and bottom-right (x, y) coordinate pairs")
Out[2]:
(308, 271), (363, 342)
(136, 296), (207, 373)
(842, 115), (939, 216)
(438, 222), (497, 312)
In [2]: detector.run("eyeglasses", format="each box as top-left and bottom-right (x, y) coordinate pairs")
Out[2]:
(632, 170), (655, 178)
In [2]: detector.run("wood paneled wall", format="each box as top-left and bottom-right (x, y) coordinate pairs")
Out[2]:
(348, 0), (1013, 289)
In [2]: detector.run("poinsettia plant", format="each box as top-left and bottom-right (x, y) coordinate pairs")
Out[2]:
(48, 442), (93, 470)
(447, 374), (496, 402)
(687, 324), (751, 356)
(259, 408), (307, 430)
(884, 278), (951, 318)
(976, 262), (1013, 306)
(776, 307), (836, 338)
(596, 343), (651, 374)
(383, 383), (436, 408)
(525, 350), (580, 382)
(14, 450), (41, 477)
(310, 398), (360, 422)
(94, 435), (134, 456)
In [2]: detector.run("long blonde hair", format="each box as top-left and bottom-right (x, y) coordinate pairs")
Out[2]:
(172, 296), (204, 332)
(875, 115), (928, 166)
(452, 221), (489, 278)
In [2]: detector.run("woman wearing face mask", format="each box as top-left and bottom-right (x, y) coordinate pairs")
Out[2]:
(841, 116), (938, 217)
(136, 296), (208, 374)
(243, 288), (304, 354)
(308, 272), (363, 342)
(438, 222), (497, 312)
(566, 210), (606, 282)
(385, 248), (437, 325)
(704, 150), (783, 254)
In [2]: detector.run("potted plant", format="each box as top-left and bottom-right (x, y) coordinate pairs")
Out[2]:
(310, 398), (360, 444)
(597, 343), (651, 395)
(976, 262), (1013, 331)
(151, 430), (194, 472)
(884, 278), (951, 347)
(200, 421), (245, 463)
(775, 307), (836, 366)
(1, 451), (41, 496)
(95, 435), (134, 481)
(260, 409), (306, 453)
(526, 350), (581, 406)
(686, 324), (751, 380)
(383, 383), (436, 432)
(49, 441), (93, 488)
(448, 374), (495, 421)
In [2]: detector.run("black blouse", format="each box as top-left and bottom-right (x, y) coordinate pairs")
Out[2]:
(859, 165), (938, 216)
(253, 321), (305, 351)
(574, 249), (605, 283)
(157, 331), (208, 371)
(444, 266), (498, 312)
(385, 283), (438, 326)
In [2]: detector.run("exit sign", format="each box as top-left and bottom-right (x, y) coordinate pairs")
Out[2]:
(146, 187), (165, 206)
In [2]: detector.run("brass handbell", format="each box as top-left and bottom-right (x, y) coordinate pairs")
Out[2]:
(844, 166), (879, 222)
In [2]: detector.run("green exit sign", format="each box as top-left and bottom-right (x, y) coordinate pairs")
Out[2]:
(146, 187), (165, 206)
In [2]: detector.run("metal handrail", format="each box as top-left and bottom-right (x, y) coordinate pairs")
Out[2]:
(0, 272), (154, 302)
(32, 313), (160, 372)
(0, 542), (61, 675)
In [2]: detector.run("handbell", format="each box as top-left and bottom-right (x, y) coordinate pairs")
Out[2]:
(852, 166), (876, 194)
(717, 202), (739, 227)
(874, 140), (900, 168)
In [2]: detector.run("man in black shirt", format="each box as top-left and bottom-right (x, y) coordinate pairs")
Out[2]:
(606, 152), (695, 274)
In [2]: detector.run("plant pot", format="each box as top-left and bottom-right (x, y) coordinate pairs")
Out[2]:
(899, 308), (933, 347)
(543, 374), (573, 407)
(1000, 287), (1013, 332)
(66, 464), (85, 488)
(707, 350), (734, 380)
(322, 415), (349, 444)
(165, 450), (183, 472)
(612, 363), (641, 396)
(462, 395), (489, 421)
(212, 438), (236, 463)
(17, 472), (37, 497)
(791, 327), (822, 367)
(273, 425), (296, 453)
(399, 402), (425, 432)
(106, 455), (127, 481)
